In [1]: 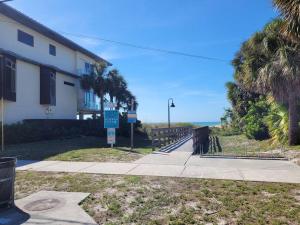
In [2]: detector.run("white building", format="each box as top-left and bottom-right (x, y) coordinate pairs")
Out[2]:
(0, 4), (110, 124)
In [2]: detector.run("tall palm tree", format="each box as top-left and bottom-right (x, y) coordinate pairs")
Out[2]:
(273, 0), (300, 41)
(233, 19), (300, 145)
(81, 62), (108, 117)
(93, 62), (108, 116)
(106, 69), (130, 108)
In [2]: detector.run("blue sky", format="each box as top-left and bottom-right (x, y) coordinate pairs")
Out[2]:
(8, 0), (278, 122)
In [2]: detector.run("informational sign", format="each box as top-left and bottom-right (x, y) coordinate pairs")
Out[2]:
(104, 110), (119, 128)
(127, 110), (137, 123)
(107, 128), (116, 144)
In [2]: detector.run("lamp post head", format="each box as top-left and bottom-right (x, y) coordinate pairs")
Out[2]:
(170, 102), (175, 108)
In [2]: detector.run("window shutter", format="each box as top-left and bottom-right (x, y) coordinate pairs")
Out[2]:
(3, 55), (16, 102)
(0, 56), (3, 99)
(40, 66), (56, 105)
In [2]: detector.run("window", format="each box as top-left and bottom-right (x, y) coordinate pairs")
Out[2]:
(49, 44), (56, 56)
(18, 30), (34, 47)
(84, 62), (93, 74)
(64, 81), (75, 87)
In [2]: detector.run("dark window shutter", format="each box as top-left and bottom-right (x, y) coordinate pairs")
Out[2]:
(0, 56), (3, 99)
(40, 66), (56, 105)
(3, 55), (16, 102)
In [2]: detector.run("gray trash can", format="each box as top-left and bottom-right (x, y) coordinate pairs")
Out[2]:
(0, 157), (16, 208)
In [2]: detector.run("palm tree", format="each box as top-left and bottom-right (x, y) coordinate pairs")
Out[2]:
(81, 62), (108, 117)
(233, 19), (300, 145)
(273, 0), (300, 41)
(93, 62), (108, 116)
(264, 97), (289, 145)
(106, 69), (132, 110)
(105, 69), (121, 103)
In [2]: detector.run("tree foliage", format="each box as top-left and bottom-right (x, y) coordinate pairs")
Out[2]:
(80, 63), (138, 116)
(228, 19), (300, 145)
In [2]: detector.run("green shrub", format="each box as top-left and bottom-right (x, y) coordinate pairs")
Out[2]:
(264, 98), (289, 145)
(1, 114), (142, 144)
(242, 100), (269, 140)
(210, 127), (241, 136)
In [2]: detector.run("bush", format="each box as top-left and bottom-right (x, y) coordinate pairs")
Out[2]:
(210, 127), (241, 136)
(242, 100), (269, 140)
(1, 115), (142, 145)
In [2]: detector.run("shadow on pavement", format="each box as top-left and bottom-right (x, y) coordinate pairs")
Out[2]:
(0, 207), (30, 225)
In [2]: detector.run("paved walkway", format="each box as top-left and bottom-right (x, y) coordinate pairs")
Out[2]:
(17, 140), (300, 184)
(0, 191), (97, 225)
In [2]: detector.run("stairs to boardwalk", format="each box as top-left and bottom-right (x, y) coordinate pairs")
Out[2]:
(134, 139), (194, 165)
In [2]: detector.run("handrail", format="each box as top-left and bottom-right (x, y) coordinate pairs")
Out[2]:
(192, 126), (209, 154)
(151, 126), (192, 150)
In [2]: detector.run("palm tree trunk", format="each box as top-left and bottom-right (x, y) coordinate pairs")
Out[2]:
(100, 92), (104, 117)
(288, 92), (299, 145)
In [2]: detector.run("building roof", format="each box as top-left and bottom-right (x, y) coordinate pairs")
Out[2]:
(0, 3), (112, 66)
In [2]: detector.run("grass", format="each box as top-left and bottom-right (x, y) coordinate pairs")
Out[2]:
(218, 135), (278, 155)
(216, 135), (300, 162)
(0, 135), (152, 162)
(15, 171), (300, 225)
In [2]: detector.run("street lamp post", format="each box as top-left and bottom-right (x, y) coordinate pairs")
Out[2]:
(168, 98), (175, 128)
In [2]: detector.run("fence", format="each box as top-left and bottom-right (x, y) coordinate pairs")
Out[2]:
(151, 127), (192, 150)
(192, 126), (210, 154)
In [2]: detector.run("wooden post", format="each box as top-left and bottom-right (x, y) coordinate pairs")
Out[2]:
(130, 98), (134, 150)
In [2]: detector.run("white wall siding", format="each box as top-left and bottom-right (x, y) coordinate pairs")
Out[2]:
(0, 60), (78, 124)
(0, 11), (102, 123)
(55, 72), (78, 120)
(0, 14), (77, 74)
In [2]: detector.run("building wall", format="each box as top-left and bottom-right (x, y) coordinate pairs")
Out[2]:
(0, 14), (97, 75)
(0, 12), (101, 123)
(0, 60), (78, 124)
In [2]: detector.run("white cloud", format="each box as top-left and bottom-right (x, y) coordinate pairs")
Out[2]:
(98, 47), (123, 60)
(66, 36), (102, 48)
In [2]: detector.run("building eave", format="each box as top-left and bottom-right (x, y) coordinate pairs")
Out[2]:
(0, 48), (80, 79)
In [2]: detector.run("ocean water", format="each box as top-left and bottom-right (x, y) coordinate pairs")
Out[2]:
(192, 122), (220, 127)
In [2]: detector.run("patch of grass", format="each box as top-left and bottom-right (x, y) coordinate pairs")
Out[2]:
(15, 171), (300, 225)
(1, 135), (152, 162)
(218, 135), (282, 156)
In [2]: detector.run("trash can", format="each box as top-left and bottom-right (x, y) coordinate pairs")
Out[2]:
(0, 157), (16, 208)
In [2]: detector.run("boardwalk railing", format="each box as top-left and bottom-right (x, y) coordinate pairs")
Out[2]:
(151, 127), (193, 151)
(192, 126), (209, 154)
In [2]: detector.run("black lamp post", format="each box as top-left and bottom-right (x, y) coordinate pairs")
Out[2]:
(168, 98), (175, 128)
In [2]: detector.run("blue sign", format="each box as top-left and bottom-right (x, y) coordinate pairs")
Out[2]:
(104, 110), (119, 128)
(128, 110), (137, 123)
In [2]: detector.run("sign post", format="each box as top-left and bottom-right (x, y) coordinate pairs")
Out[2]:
(128, 99), (137, 150)
(104, 109), (119, 148)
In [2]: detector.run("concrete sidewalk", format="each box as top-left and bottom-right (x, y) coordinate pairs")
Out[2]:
(16, 139), (300, 184)
(17, 158), (300, 184)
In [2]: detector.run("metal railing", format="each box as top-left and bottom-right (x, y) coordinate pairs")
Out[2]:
(192, 126), (209, 154)
(151, 126), (192, 151)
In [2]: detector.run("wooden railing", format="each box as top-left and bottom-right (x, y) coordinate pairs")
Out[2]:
(192, 126), (209, 154)
(151, 127), (192, 150)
